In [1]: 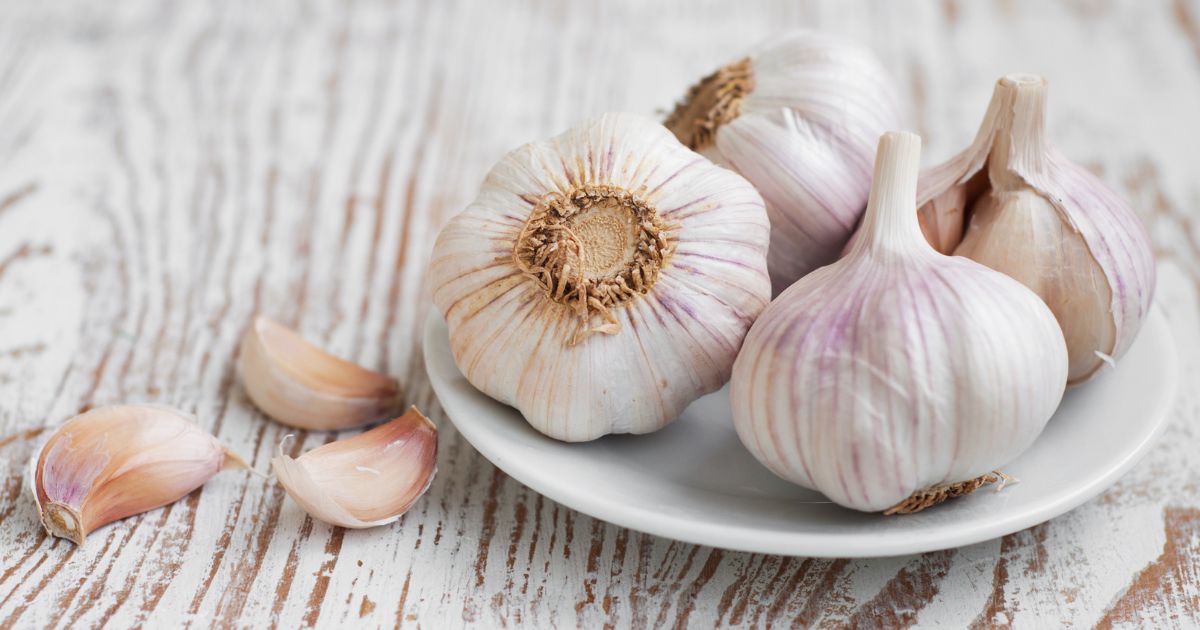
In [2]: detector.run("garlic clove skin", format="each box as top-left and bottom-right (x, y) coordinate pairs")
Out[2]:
(239, 316), (401, 431)
(271, 406), (437, 529)
(29, 405), (246, 545)
(431, 112), (771, 442)
(731, 131), (1068, 513)
(666, 31), (903, 294)
(916, 75), (1155, 384)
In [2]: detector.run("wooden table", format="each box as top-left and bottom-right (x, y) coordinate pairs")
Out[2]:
(1, 1), (1197, 627)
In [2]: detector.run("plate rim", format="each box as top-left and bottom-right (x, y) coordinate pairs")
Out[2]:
(423, 306), (1178, 557)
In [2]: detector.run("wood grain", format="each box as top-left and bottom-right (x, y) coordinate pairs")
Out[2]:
(0, 0), (1198, 627)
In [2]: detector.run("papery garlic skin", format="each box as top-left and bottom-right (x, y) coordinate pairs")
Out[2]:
(431, 112), (771, 442)
(29, 405), (245, 545)
(917, 75), (1155, 384)
(271, 406), (437, 529)
(666, 31), (902, 294)
(239, 316), (401, 430)
(731, 131), (1068, 513)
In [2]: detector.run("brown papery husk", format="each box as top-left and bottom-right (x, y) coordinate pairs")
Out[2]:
(884, 471), (1013, 515)
(512, 185), (674, 346)
(664, 57), (755, 151)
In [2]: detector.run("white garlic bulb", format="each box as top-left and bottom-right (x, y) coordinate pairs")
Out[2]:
(665, 31), (902, 294)
(731, 131), (1068, 514)
(431, 112), (771, 442)
(916, 74), (1155, 384)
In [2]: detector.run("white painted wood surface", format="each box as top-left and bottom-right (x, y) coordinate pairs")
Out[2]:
(0, 0), (1197, 627)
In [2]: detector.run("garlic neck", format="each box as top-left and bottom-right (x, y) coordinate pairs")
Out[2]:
(664, 57), (755, 151)
(985, 74), (1049, 192)
(850, 131), (925, 257)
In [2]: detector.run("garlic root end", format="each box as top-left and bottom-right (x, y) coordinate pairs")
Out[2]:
(883, 471), (1012, 515)
(40, 501), (86, 545)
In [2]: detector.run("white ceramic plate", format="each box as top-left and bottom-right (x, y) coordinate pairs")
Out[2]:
(423, 307), (1177, 557)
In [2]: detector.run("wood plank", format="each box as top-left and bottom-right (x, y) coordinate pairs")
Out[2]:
(0, 0), (1197, 627)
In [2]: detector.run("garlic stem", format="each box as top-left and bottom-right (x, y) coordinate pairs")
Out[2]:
(851, 131), (924, 256)
(986, 74), (1050, 191)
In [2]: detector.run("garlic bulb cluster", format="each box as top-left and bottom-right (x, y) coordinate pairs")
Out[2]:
(431, 112), (771, 441)
(916, 75), (1156, 384)
(665, 31), (902, 294)
(731, 132), (1068, 513)
(239, 316), (401, 430)
(272, 406), (437, 528)
(30, 405), (247, 545)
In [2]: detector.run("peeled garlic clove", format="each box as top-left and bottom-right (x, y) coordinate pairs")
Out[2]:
(665, 31), (902, 294)
(239, 316), (401, 430)
(917, 75), (1155, 384)
(271, 406), (437, 528)
(29, 405), (246, 545)
(731, 131), (1068, 514)
(430, 112), (771, 441)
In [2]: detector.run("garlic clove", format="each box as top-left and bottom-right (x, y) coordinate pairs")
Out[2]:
(731, 131), (1068, 513)
(666, 31), (902, 293)
(916, 74), (1155, 384)
(431, 112), (771, 441)
(29, 405), (246, 545)
(270, 406), (437, 528)
(239, 316), (401, 430)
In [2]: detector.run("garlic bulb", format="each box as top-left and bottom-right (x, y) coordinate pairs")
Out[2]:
(431, 112), (771, 442)
(239, 316), (401, 430)
(272, 406), (437, 528)
(29, 405), (247, 545)
(917, 75), (1155, 384)
(730, 131), (1068, 514)
(665, 31), (902, 294)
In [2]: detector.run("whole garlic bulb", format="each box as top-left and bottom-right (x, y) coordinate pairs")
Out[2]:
(665, 31), (902, 294)
(917, 74), (1155, 384)
(431, 112), (771, 442)
(731, 131), (1068, 514)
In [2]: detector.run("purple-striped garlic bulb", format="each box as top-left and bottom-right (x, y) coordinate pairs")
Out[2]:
(731, 131), (1068, 514)
(917, 75), (1155, 384)
(431, 112), (771, 442)
(665, 31), (902, 294)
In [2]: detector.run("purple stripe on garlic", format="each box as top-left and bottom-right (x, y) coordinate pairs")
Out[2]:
(731, 131), (1068, 514)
